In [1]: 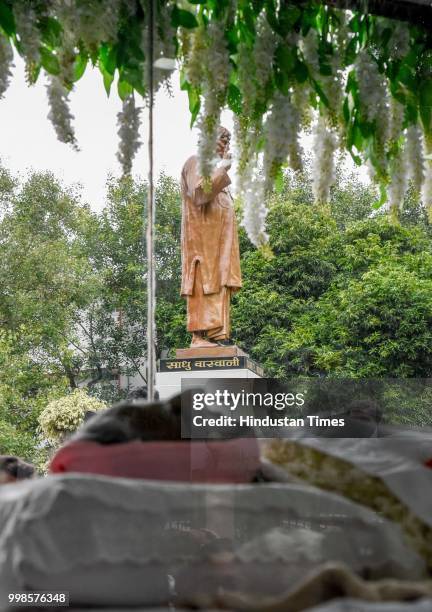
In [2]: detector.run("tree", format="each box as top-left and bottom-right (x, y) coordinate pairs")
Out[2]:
(0, 167), (186, 457)
(69, 171), (186, 400)
(0, 329), (67, 463)
(0, 170), (100, 384)
(232, 171), (432, 381)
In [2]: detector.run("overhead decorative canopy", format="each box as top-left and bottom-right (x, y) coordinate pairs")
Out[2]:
(325, 0), (432, 28)
(0, 0), (431, 246)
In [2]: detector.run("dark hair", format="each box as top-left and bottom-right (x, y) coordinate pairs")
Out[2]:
(0, 456), (35, 480)
(127, 386), (160, 401)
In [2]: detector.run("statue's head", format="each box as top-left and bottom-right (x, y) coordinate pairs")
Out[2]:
(216, 126), (231, 157)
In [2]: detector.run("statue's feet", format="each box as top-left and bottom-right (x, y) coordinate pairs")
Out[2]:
(190, 333), (218, 348)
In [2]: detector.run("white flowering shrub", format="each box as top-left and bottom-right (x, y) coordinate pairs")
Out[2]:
(38, 389), (106, 444)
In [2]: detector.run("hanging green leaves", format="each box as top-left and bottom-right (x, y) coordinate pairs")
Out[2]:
(0, 0), (430, 237)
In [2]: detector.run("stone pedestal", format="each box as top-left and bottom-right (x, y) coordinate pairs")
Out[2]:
(156, 345), (264, 400)
(175, 345), (248, 359)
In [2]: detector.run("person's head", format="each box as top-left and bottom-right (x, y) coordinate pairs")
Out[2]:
(0, 456), (35, 484)
(216, 126), (231, 158)
(127, 386), (160, 402)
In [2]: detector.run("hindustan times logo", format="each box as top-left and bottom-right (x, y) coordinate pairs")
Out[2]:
(192, 389), (305, 411)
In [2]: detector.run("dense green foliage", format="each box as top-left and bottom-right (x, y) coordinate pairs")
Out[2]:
(233, 172), (432, 379)
(0, 168), (182, 460)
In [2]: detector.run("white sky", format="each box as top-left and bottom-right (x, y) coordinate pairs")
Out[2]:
(0, 54), (367, 211)
(0, 54), (233, 210)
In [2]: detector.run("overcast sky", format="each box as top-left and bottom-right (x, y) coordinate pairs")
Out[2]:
(0, 54), (234, 211)
(0, 54), (367, 211)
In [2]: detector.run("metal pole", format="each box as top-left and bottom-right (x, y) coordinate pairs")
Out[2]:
(146, 0), (156, 400)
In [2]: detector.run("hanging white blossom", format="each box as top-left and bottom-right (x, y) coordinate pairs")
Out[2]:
(197, 110), (220, 181)
(355, 50), (390, 176)
(388, 21), (410, 59)
(196, 21), (230, 181)
(300, 29), (320, 76)
(355, 50), (389, 125)
(53, 0), (121, 51)
(13, 3), (41, 78)
(185, 26), (205, 89)
(235, 17), (276, 193)
(301, 28), (344, 130)
(46, 76), (78, 149)
(327, 62), (344, 114)
(421, 161), (432, 222)
(117, 94), (142, 175)
(254, 16), (277, 97)
(241, 166), (268, 247)
(58, 34), (77, 87)
(388, 146), (408, 217)
(205, 21), (230, 97)
(312, 115), (338, 205)
(405, 124), (425, 192)
(144, 2), (177, 95)
(0, 34), (13, 99)
(389, 97), (405, 144)
(237, 41), (257, 116)
(234, 116), (259, 194)
(366, 160), (377, 184)
(263, 92), (303, 191)
(292, 82), (312, 128)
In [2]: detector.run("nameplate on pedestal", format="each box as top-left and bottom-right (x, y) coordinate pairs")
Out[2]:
(158, 356), (264, 377)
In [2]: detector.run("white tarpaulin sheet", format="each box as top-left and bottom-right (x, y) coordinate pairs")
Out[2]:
(0, 474), (426, 609)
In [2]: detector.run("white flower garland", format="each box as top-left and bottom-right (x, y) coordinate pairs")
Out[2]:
(406, 124), (425, 192)
(263, 92), (303, 191)
(237, 41), (257, 116)
(0, 34), (13, 99)
(145, 3), (177, 95)
(301, 28), (345, 130)
(421, 161), (432, 223)
(185, 26), (205, 89)
(14, 3), (41, 78)
(241, 165), (268, 247)
(388, 21), (410, 59)
(54, 0), (121, 50)
(234, 116), (260, 193)
(300, 28), (320, 76)
(254, 16), (276, 98)
(389, 97), (405, 144)
(355, 49), (389, 126)
(196, 21), (230, 181)
(46, 76), (78, 149)
(292, 81), (312, 128)
(388, 145), (408, 217)
(117, 94), (142, 175)
(312, 115), (338, 205)
(355, 50), (390, 176)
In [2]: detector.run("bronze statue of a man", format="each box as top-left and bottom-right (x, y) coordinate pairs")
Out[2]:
(180, 127), (242, 348)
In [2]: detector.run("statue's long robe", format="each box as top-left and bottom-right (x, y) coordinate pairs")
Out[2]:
(180, 155), (242, 338)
